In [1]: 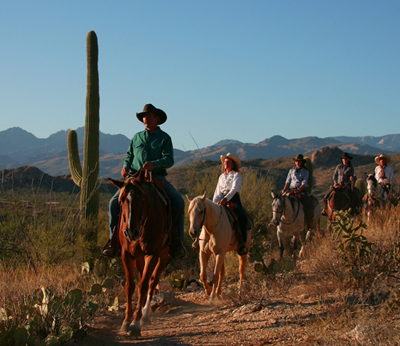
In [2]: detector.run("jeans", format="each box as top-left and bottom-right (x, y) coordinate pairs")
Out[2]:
(108, 175), (185, 242)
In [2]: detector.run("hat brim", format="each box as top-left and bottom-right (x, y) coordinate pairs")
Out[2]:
(220, 154), (241, 169)
(375, 155), (390, 164)
(136, 110), (167, 125)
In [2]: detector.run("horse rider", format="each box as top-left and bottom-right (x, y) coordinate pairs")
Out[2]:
(102, 104), (187, 259)
(212, 153), (248, 256)
(282, 154), (314, 227)
(374, 153), (394, 195)
(322, 152), (355, 215)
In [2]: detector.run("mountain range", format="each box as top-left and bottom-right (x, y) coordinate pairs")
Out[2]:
(0, 127), (399, 178)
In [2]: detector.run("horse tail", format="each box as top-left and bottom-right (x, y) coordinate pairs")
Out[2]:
(305, 158), (313, 194)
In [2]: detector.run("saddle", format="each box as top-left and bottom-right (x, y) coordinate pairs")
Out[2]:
(224, 205), (252, 243)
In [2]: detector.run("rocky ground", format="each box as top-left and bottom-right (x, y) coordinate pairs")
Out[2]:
(67, 286), (374, 346)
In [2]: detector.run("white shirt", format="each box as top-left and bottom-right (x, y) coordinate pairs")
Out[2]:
(375, 165), (394, 184)
(213, 170), (242, 203)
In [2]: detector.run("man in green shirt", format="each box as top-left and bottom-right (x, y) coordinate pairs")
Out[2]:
(102, 104), (186, 258)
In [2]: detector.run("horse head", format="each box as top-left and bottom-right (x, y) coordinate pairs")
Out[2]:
(109, 176), (148, 242)
(269, 192), (284, 228)
(187, 192), (207, 239)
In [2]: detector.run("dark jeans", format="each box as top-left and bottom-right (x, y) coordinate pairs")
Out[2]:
(108, 174), (184, 242)
(230, 193), (247, 243)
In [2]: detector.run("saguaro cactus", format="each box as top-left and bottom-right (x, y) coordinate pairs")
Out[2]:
(67, 30), (100, 221)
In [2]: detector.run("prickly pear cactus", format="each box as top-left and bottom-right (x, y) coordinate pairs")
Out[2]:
(67, 30), (100, 220)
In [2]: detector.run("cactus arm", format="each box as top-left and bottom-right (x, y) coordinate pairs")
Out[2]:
(67, 129), (82, 187)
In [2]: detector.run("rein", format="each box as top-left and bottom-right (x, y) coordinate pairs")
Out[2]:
(277, 196), (301, 225)
(125, 180), (154, 240)
(198, 200), (223, 232)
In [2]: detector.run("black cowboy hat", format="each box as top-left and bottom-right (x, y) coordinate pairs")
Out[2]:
(292, 154), (307, 162)
(342, 152), (353, 160)
(136, 104), (167, 124)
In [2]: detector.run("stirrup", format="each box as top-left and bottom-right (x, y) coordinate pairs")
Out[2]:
(102, 239), (116, 258)
(237, 246), (248, 256)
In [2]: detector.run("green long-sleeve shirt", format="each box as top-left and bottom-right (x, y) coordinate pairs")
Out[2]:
(123, 127), (174, 176)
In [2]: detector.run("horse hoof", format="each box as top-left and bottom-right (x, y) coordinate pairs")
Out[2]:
(120, 321), (130, 334)
(127, 326), (141, 337)
(141, 316), (151, 326)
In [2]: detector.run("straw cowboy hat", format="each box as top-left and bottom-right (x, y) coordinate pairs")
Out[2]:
(375, 153), (391, 164)
(292, 154), (307, 162)
(220, 153), (241, 169)
(342, 152), (353, 160)
(136, 104), (167, 124)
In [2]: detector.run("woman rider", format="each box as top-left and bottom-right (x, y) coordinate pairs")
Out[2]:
(212, 153), (248, 255)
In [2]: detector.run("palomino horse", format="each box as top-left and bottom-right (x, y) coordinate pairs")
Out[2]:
(269, 192), (321, 259)
(187, 193), (252, 302)
(109, 170), (170, 336)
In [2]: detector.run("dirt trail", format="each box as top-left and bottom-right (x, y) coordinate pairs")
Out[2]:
(69, 290), (334, 346)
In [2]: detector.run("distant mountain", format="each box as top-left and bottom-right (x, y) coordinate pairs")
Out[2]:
(2, 148), (400, 202)
(332, 134), (400, 153)
(0, 127), (399, 178)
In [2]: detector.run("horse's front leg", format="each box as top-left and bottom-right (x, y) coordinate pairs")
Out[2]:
(120, 252), (136, 334)
(210, 251), (226, 302)
(200, 249), (212, 296)
(128, 254), (159, 336)
(277, 227), (284, 260)
(142, 246), (170, 325)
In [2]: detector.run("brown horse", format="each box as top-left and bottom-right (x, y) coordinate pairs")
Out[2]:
(109, 170), (170, 336)
(325, 187), (362, 221)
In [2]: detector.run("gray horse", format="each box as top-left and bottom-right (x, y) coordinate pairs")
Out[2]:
(269, 192), (321, 259)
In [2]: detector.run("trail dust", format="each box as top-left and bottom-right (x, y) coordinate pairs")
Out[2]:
(67, 289), (335, 345)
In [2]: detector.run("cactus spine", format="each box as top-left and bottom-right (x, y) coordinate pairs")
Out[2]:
(67, 30), (100, 221)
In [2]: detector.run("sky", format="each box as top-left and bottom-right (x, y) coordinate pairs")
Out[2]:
(1, 1), (399, 151)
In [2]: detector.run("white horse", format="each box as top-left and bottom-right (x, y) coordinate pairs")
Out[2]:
(187, 193), (252, 302)
(269, 192), (321, 260)
(365, 174), (389, 221)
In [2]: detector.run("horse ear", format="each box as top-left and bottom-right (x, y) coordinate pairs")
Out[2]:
(271, 191), (276, 199)
(108, 178), (124, 189)
(186, 194), (192, 203)
(201, 192), (207, 201)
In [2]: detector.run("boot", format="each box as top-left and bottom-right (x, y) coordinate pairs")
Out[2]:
(237, 245), (248, 255)
(102, 226), (120, 258)
(170, 228), (187, 259)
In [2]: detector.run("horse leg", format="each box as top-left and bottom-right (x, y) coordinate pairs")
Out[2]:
(298, 230), (307, 259)
(120, 253), (136, 334)
(277, 227), (284, 260)
(216, 263), (225, 297)
(142, 247), (169, 325)
(238, 253), (247, 296)
(200, 249), (212, 296)
(210, 251), (226, 302)
(128, 254), (159, 337)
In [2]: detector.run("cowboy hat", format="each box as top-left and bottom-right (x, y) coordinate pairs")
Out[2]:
(136, 104), (167, 124)
(220, 153), (241, 170)
(292, 154), (307, 162)
(342, 152), (353, 160)
(375, 153), (391, 164)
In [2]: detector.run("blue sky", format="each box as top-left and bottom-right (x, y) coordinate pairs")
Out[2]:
(1, 1), (399, 151)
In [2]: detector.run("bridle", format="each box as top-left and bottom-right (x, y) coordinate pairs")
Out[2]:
(192, 199), (223, 235)
(272, 195), (301, 226)
(123, 180), (154, 241)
